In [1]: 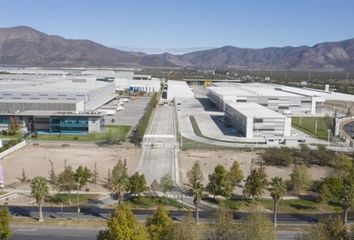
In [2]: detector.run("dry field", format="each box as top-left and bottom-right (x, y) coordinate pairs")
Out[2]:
(179, 149), (330, 194)
(0, 142), (141, 191)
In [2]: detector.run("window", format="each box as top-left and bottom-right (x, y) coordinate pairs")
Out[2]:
(254, 118), (263, 123)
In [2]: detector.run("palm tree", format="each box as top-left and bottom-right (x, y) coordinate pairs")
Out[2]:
(191, 181), (203, 225)
(31, 176), (49, 222)
(187, 161), (204, 224)
(270, 177), (287, 227)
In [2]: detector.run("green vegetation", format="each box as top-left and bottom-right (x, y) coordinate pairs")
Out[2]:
(0, 205), (12, 240)
(0, 139), (22, 153)
(0, 131), (22, 140)
(97, 204), (148, 240)
(261, 144), (336, 167)
(292, 117), (333, 140)
(123, 196), (186, 209)
(135, 93), (158, 143)
(202, 197), (341, 213)
(32, 125), (131, 142)
(48, 193), (95, 205)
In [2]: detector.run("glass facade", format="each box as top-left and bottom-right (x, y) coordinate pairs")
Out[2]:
(0, 116), (8, 124)
(49, 116), (89, 133)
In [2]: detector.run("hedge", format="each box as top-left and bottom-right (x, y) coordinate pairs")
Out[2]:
(135, 93), (158, 142)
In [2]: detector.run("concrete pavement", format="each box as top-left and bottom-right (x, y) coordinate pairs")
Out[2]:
(137, 104), (179, 184)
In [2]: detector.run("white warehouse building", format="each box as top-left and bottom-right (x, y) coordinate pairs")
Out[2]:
(208, 83), (325, 115)
(225, 102), (291, 139)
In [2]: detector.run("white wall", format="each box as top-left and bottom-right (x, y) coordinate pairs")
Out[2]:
(284, 117), (292, 137)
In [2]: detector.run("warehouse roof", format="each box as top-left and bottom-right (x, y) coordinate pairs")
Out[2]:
(226, 102), (286, 118)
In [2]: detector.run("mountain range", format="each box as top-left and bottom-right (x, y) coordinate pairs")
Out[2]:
(0, 26), (353, 70)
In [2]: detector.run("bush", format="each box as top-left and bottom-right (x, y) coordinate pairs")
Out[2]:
(135, 93), (158, 143)
(261, 147), (293, 166)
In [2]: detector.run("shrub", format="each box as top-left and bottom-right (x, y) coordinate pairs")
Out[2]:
(261, 147), (293, 166)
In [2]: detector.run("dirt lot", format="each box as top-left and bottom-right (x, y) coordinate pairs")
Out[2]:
(0, 143), (141, 191)
(179, 149), (330, 194)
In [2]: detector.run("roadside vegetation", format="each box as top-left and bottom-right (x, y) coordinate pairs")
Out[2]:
(31, 125), (131, 143)
(135, 93), (158, 143)
(292, 116), (333, 140)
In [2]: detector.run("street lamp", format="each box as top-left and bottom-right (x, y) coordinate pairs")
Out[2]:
(77, 177), (81, 221)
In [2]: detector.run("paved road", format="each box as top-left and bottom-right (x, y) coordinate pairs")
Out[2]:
(8, 205), (354, 224)
(12, 226), (101, 240)
(137, 104), (179, 184)
(11, 226), (298, 240)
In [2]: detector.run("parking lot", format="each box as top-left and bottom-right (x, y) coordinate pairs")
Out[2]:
(103, 97), (151, 126)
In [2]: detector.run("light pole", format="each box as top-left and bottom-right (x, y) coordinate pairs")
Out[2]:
(327, 129), (331, 147)
(77, 177), (81, 221)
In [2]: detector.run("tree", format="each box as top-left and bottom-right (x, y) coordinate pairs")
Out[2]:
(30, 176), (49, 222)
(21, 168), (27, 182)
(238, 210), (276, 240)
(318, 183), (332, 207)
(0, 205), (12, 240)
(48, 159), (57, 185)
(228, 161), (243, 188)
(97, 204), (148, 240)
(109, 160), (129, 204)
(57, 166), (76, 205)
(206, 164), (233, 198)
(290, 164), (311, 195)
(146, 206), (172, 240)
(243, 166), (268, 200)
(7, 116), (18, 135)
(166, 214), (201, 240)
(296, 217), (346, 240)
(92, 161), (98, 184)
(270, 177), (287, 227)
(205, 208), (238, 240)
(74, 166), (93, 190)
(333, 154), (353, 180)
(187, 161), (204, 224)
(160, 175), (173, 195)
(128, 172), (148, 195)
(151, 179), (161, 192)
(338, 181), (354, 225)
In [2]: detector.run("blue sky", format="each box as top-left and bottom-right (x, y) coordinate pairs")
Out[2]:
(1, 0), (353, 53)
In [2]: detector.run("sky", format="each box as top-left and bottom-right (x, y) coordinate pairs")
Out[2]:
(0, 0), (353, 53)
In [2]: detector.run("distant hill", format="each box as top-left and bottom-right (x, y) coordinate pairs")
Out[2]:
(0, 26), (353, 70)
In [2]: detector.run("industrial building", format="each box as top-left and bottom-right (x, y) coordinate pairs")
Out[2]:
(208, 83), (324, 115)
(0, 76), (115, 134)
(225, 102), (291, 139)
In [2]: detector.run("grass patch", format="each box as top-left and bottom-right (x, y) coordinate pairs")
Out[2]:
(47, 193), (97, 205)
(292, 117), (333, 140)
(0, 132), (23, 140)
(182, 137), (240, 151)
(203, 197), (342, 213)
(33, 125), (131, 142)
(123, 196), (186, 210)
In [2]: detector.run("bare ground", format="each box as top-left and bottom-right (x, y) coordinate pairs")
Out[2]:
(179, 149), (330, 195)
(0, 142), (141, 191)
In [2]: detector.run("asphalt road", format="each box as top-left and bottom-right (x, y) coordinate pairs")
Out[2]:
(12, 226), (298, 240)
(7, 205), (354, 224)
(12, 226), (101, 240)
(137, 104), (178, 184)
